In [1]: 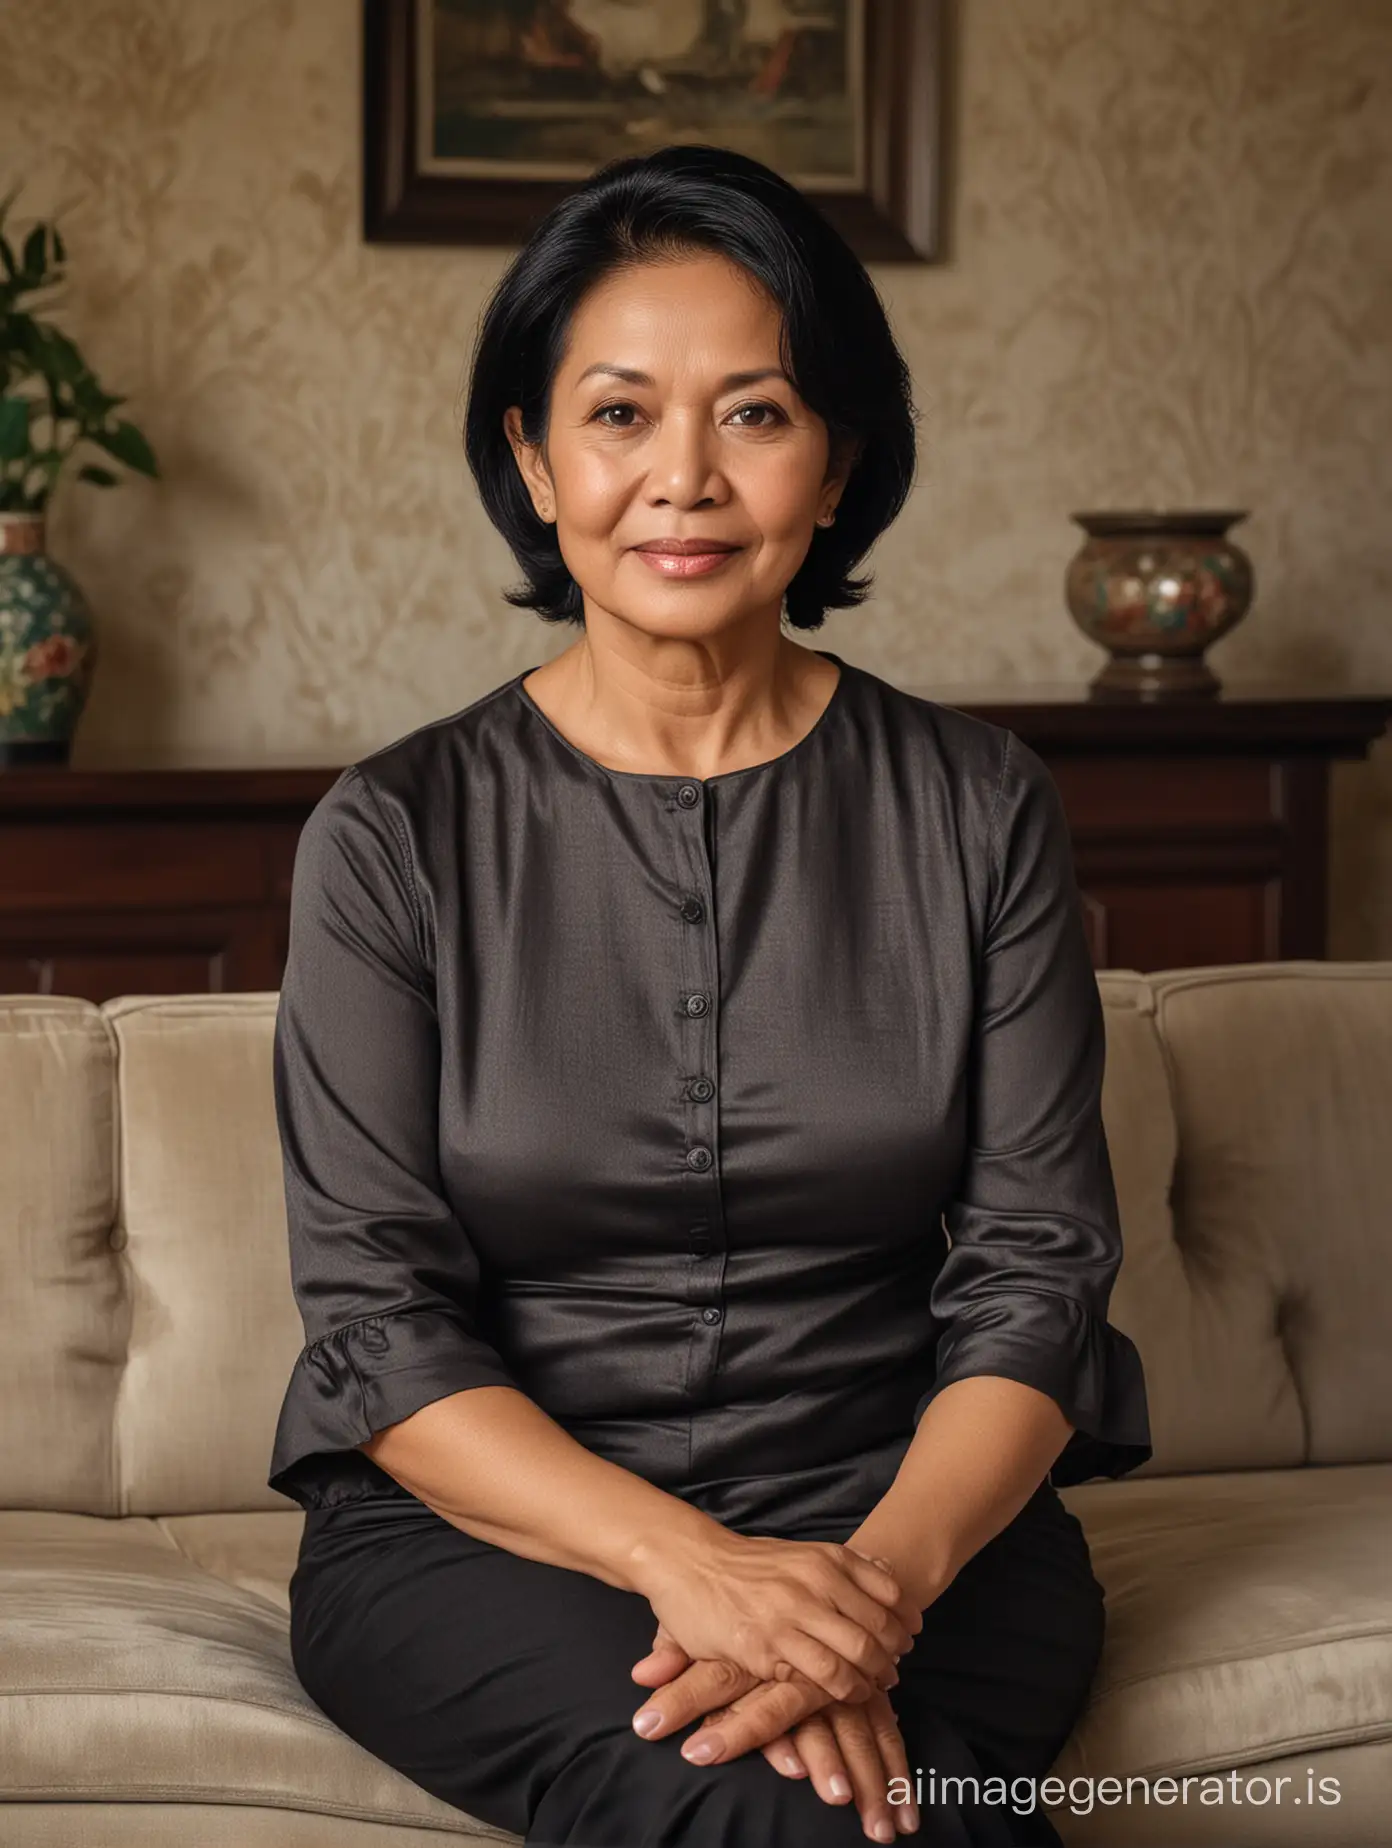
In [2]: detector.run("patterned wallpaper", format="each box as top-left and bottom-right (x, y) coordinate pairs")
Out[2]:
(2, 0), (1389, 951)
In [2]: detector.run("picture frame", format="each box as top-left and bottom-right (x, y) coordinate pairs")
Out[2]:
(363, 0), (946, 262)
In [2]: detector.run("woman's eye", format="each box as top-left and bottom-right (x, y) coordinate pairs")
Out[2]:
(593, 402), (640, 428)
(729, 402), (783, 427)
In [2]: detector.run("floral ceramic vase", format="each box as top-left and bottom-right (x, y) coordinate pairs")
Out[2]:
(0, 514), (96, 766)
(1064, 509), (1255, 700)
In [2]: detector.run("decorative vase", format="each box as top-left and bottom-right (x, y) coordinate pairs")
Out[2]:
(1064, 508), (1254, 699)
(0, 513), (97, 766)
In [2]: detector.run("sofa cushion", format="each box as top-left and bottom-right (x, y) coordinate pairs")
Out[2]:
(1146, 965), (1392, 1468)
(1056, 1463), (1392, 1781)
(0, 999), (123, 1514)
(157, 1510), (302, 1613)
(0, 1511), (513, 1841)
(1095, 964), (1392, 1475)
(0, 994), (308, 1518)
(104, 996), (307, 1514)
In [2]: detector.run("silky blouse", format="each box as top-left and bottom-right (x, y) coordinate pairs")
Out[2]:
(266, 648), (1151, 1533)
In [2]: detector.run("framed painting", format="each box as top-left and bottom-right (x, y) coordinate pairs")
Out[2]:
(363, 0), (946, 261)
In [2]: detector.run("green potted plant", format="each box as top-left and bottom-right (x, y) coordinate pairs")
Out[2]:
(1, 188), (159, 765)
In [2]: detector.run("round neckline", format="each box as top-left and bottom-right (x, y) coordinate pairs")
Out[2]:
(512, 649), (853, 785)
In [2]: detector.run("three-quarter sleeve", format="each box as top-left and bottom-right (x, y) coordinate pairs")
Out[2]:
(267, 763), (517, 1509)
(915, 731), (1152, 1486)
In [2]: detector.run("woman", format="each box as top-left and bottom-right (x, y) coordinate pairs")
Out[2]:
(270, 143), (1151, 1848)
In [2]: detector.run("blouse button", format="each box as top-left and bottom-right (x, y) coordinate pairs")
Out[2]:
(686, 1145), (714, 1171)
(690, 1231), (713, 1255)
(677, 783), (701, 806)
(680, 895), (705, 923)
(684, 992), (711, 1018)
(690, 1075), (715, 1102)
(701, 1307), (722, 1325)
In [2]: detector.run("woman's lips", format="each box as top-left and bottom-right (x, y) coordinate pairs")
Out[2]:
(632, 547), (741, 577)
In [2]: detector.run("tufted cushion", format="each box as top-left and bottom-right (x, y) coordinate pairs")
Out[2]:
(0, 1509), (507, 1840)
(104, 996), (301, 1513)
(1057, 1464), (1392, 1779)
(0, 999), (123, 1513)
(1096, 964), (1392, 1475)
(0, 995), (303, 1515)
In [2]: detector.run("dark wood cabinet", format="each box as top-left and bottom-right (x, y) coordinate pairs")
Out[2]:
(0, 768), (329, 1000)
(1, 682), (1388, 1001)
(915, 682), (1391, 971)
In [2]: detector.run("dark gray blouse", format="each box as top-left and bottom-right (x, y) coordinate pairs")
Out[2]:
(267, 648), (1151, 1533)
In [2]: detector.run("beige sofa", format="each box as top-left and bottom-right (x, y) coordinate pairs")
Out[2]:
(1, 962), (1388, 1847)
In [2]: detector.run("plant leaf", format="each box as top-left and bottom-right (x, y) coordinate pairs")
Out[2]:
(78, 462), (119, 487)
(21, 223), (47, 281)
(70, 374), (124, 421)
(32, 321), (86, 384)
(0, 396), (30, 461)
(93, 417), (159, 477)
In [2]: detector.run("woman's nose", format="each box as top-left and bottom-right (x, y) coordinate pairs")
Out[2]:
(645, 411), (726, 507)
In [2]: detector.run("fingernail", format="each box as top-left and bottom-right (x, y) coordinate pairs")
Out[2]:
(898, 1804), (920, 1833)
(683, 1737), (717, 1763)
(872, 1821), (896, 1843)
(782, 1752), (805, 1775)
(632, 1709), (661, 1737)
(830, 1774), (852, 1798)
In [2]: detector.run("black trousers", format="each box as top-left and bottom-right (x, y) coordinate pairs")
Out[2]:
(288, 1479), (1104, 1848)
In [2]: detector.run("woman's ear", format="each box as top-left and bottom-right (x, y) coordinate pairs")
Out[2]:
(503, 406), (556, 524)
(821, 433), (862, 518)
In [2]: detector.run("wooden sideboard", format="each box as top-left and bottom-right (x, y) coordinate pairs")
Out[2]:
(0, 766), (330, 1000)
(913, 681), (1392, 973)
(2, 681), (1388, 1002)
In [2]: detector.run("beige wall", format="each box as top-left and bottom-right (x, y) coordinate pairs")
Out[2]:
(2, 0), (1389, 952)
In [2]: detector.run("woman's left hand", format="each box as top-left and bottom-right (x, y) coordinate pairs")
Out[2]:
(631, 1624), (920, 1837)
(754, 1692), (916, 1833)
(709, 1680), (919, 1839)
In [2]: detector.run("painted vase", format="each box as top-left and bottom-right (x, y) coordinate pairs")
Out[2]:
(1064, 509), (1254, 699)
(0, 514), (97, 766)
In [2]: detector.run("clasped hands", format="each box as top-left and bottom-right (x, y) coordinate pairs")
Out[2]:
(626, 1531), (924, 1841)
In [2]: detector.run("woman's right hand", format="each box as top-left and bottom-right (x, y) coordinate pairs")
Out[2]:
(631, 1526), (921, 1704)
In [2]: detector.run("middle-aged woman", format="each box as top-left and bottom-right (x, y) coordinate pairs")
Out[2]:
(270, 144), (1152, 1848)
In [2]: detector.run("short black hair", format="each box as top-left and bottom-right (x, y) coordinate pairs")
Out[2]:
(463, 143), (919, 631)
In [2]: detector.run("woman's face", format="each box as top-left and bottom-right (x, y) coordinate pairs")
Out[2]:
(504, 252), (852, 640)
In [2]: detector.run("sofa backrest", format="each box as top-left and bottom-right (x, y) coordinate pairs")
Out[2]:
(1098, 963), (1392, 1476)
(1, 963), (1389, 1514)
(0, 995), (292, 1515)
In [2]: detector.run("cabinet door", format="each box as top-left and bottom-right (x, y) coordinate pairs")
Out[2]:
(0, 815), (300, 999)
(1051, 755), (1325, 970)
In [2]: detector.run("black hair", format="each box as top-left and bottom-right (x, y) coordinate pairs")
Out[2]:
(463, 143), (919, 630)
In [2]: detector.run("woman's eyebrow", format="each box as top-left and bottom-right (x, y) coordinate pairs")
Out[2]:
(573, 363), (791, 390)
